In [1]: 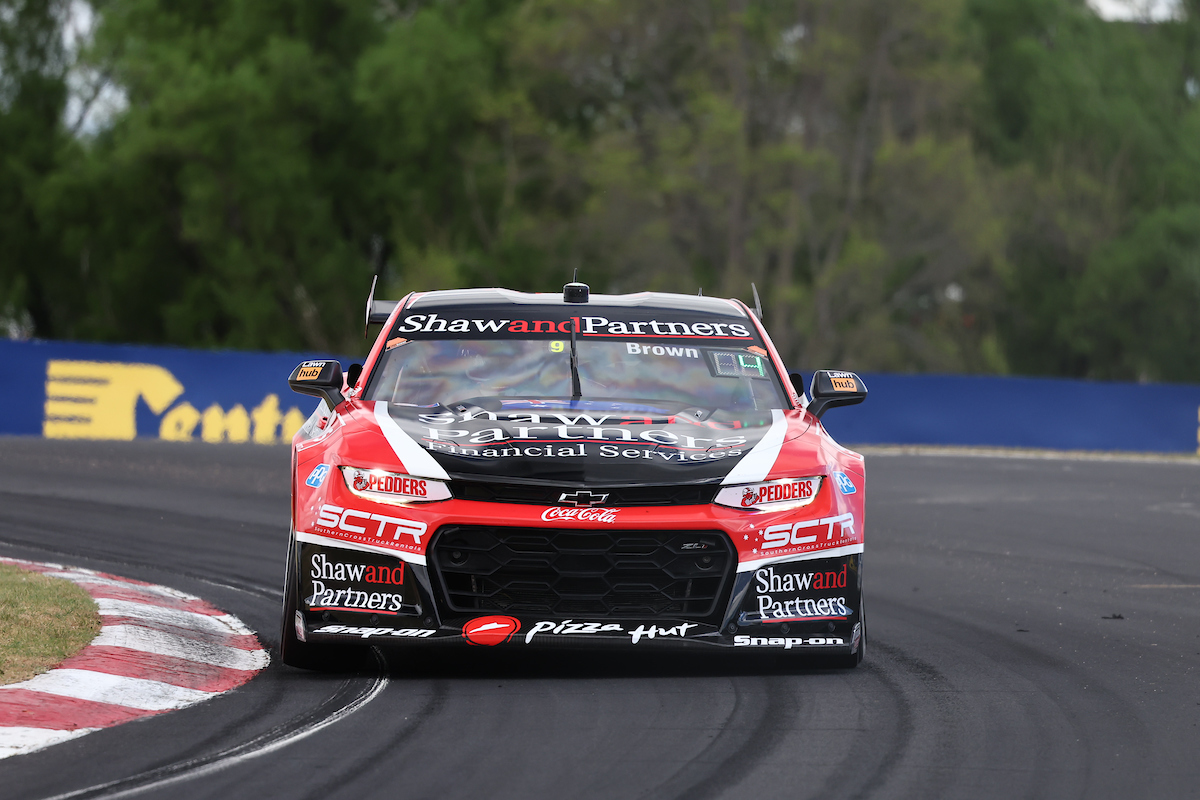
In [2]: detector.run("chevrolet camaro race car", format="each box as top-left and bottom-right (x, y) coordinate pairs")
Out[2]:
(279, 281), (868, 668)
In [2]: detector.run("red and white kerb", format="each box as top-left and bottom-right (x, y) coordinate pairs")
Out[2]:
(0, 558), (268, 759)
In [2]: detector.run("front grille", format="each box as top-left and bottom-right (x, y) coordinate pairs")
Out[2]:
(451, 481), (719, 507)
(431, 526), (735, 618)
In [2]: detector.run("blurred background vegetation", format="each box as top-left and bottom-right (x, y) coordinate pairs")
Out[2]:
(1, 0), (1198, 380)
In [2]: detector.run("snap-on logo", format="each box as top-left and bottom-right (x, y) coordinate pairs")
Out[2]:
(462, 616), (521, 646)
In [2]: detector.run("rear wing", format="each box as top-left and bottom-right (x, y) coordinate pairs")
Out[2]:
(365, 275), (398, 337)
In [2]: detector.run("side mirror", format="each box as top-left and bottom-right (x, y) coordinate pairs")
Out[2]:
(346, 363), (363, 390)
(289, 360), (345, 410)
(788, 372), (805, 399)
(807, 370), (867, 419)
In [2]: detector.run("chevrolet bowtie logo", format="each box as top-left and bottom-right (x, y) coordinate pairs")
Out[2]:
(558, 490), (609, 507)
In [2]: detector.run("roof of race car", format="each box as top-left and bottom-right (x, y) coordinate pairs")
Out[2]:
(406, 288), (750, 318)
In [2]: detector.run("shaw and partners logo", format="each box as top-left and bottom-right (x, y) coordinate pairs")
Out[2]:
(395, 314), (753, 339)
(306, 552), (409, 614)
(751, 564), (852, 623)
(43, 360), (307, 444)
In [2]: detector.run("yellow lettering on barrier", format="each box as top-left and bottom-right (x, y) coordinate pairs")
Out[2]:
(159, 395), (305, 444)
(160, 403), (201, 441)
(282, 407), (307, 442)
(252, 395), (284, 444)
(201, 404), (251, 443)
(44, 361), (183, 440)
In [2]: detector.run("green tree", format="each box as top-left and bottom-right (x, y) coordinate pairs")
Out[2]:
(8, 0), (1200, 385)
(509, 0), (1008, 372)
(45, 0), (388, 352)
(0, 0), (72, 338)
(971, 0), (1200, 380)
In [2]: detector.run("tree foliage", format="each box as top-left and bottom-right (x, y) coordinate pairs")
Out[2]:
(2, 0), (1199, 380)
(0, 0), (71, 338)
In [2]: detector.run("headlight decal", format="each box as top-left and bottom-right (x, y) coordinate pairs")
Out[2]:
(713, 476), (822, 511)
(340, 466), (452, 504)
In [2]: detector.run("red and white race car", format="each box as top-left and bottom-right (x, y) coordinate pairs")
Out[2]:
(280, 282), (868, 668)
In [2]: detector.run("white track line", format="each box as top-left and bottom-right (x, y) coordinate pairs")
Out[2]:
(43, 659), (390, 800)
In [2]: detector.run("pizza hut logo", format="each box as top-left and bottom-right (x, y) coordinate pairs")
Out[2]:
(462, 615), (521, 646)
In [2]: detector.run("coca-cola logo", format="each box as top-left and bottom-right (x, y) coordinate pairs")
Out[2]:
(462, 615), (521, 646)
(540, 507), (620, 524)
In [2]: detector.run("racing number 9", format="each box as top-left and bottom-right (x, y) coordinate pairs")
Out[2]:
(550, 341), (565, 353)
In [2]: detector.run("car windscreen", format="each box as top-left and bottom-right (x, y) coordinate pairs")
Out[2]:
(364, 339), (788, 414)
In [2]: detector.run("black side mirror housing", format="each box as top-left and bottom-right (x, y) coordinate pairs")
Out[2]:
(788, 372), (805, 400)
(346, 363), (363, 390)
(288, 360), (345, 410)
(807, 370), (867, 419)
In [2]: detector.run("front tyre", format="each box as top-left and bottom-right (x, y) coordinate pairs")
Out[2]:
(278, 533), (365, 671)
(828, 591), (866, 669)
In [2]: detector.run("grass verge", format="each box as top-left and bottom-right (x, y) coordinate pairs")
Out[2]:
(0, 563), (101, 685)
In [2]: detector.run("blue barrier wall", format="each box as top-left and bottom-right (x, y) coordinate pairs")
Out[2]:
(0, 339), (345, 444)
(0, 339), (1196, 452)
(816, 372), (1200, 454)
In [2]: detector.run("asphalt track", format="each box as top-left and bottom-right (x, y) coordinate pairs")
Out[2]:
(0, 438), (1197, 800)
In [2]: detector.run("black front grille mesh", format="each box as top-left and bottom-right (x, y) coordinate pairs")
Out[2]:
(450, 481), (719, 507)
(431, 526), (735, 618)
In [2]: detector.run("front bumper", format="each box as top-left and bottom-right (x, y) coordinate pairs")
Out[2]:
(292, 536), (863, 655)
